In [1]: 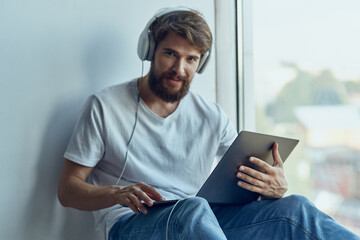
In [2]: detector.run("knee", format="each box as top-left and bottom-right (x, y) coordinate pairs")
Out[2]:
(180, 196), (209, 209)
(177, 197), (212, 216)
(168, 197), (222, 238)
(283, 194), (313, 208)
(276, 194), (318, 218)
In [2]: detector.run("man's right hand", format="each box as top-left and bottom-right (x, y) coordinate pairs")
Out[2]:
(113, 182), (165, 214)
(58, 159), (165, 215)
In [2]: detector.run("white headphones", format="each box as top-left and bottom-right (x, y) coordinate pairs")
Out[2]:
(137, 7), (211, 74)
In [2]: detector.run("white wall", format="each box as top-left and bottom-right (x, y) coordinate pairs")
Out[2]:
(0, 1), (216, 239)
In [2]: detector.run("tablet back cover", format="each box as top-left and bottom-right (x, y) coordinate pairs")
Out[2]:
(196, 131), (299, 204)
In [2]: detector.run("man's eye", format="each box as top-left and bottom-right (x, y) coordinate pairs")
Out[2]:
(165, 51), (175, 56)
(188, 57), (197, 62)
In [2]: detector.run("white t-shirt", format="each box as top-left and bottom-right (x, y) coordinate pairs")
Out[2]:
(64, 79), (237, 232)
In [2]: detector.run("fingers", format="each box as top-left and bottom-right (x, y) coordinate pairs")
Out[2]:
(236, 156), (276, 195)
(237, 178), (266, 195)
(122, 192), (145, 214)
(137, 182), (166, 203)
(118, 182), (165, 215)
(272, 143), (284, 167)
(236, 146), (288, 198)
(247, 156), (273, 174)
(237, 164), (266, 184)
(236, 162), (268, 194)
(236, 169), (266, 195)
(240, 143), (284, 173)
(120, 186), (148, 214)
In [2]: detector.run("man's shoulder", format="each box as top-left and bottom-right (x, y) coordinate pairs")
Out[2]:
(97, 79), (136, 98)
(186, 90), (223, 114)
(83, 79), (138, 113)
(87, 79), (136, 104)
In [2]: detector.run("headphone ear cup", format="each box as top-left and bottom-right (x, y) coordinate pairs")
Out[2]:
(137, 29), (150, 61)
(146, 32), (156, 61)
(196, 50), (211, 74)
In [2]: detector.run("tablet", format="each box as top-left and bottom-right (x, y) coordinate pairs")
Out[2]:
(196, 130), (299, 205)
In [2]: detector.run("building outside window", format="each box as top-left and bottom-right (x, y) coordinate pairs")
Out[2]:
(246, 0), (360, 234)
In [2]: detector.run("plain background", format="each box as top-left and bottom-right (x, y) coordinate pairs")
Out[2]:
(0, 1), (218, 239)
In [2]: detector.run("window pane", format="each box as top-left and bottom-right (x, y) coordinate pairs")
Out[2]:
(253, 0), (360, 234)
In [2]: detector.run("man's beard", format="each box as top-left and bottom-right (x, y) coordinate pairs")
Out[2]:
(148, 64), (191, 103)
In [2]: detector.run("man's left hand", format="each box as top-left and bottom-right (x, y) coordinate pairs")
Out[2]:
(236, 143), (288, 199)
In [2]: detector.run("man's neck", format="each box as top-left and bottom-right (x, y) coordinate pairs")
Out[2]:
(138, 76), (180, 118)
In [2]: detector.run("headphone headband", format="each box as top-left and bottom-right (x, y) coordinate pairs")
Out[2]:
(137, 7), (211, 74)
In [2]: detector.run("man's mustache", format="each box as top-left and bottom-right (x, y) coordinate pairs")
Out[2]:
(162, 71), (188, 82)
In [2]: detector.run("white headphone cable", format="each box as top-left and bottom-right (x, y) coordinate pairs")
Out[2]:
(104, 61), (144, 239)
(165, 199), (182, 240)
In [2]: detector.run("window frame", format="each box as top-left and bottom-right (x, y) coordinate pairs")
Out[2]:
(215, 0), (255, 132)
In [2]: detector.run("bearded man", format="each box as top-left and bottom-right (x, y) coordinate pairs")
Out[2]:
(58, 7), (359, 240)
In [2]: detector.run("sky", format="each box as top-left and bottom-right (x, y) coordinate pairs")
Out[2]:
(252, 0), (360, 104)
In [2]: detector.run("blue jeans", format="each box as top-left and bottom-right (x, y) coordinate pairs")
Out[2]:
(108, 195), (359, 240)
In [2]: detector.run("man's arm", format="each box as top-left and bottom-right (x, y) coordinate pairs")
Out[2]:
(57, 159), (165, 214)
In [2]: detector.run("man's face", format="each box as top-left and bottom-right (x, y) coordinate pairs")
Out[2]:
(148, 32), (202, 102)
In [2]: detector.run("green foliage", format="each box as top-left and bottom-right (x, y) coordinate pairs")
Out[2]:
(266, 63), (349, 123)
(343, 80), (360, 93)
(255, 105), (273, 133)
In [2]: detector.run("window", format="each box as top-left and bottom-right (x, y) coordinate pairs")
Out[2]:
(241, 0), (360, 234)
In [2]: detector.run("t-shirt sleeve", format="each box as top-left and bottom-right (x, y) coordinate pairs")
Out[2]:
(216, 107), (238, 157)
(64, 95), (105, 167)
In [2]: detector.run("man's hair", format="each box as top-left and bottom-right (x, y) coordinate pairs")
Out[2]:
(150, 10), (212, 54)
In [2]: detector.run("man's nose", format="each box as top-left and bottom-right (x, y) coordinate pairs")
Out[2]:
(171, 58), (186, 75)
